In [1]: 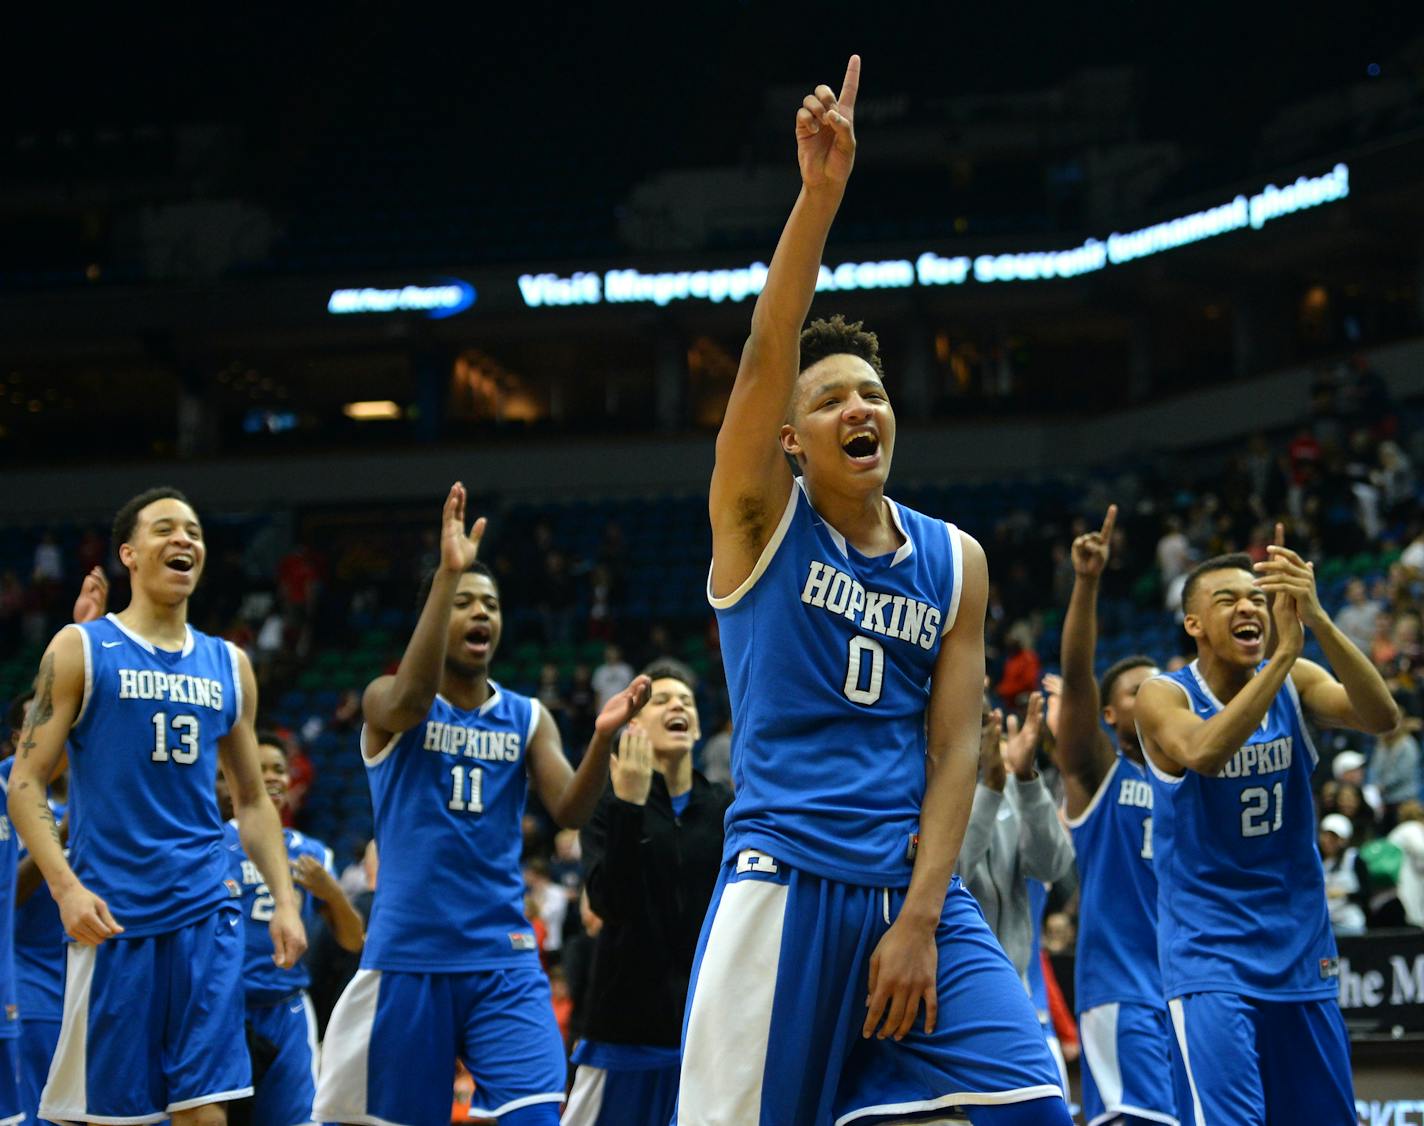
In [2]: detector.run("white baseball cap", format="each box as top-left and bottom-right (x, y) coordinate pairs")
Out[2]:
(1320, 813), (1354, 841)
(1332, 750), (1366, 780)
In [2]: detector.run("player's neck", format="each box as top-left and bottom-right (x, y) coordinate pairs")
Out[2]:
(803, 479), (900, 557)
(439, 667), (494, 710)
(1117, 736), (1145, 766)
(1196, 648), (1255, 702)
(115, 595), (189, 650)
(654, 748), (693, 797)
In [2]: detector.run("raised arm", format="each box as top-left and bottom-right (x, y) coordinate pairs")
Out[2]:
(1001, 693), (1075, 882)
(709, 55), (859, 598)
(527, 676), (651, 829)
(362, 484), (486, 752)
(1254, 541), (1399, 734)
(8, 629), (122, 945)
(1055, 506), (1119, 817)
(864, 531), (987, 1043)
(219, 650), (307, 969)
(1138, 593), (1302, 776)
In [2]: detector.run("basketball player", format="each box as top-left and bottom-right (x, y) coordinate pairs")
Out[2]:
(9, 565), (108, 1124)
(566, 659), (730, 1126)
(1052, 505), (1188, 1126)
(1134, 535), (1397, 1125)
(314, 483), (651, 1126)
(218, 731), (364, 1126)
(8, 487), (307, 1125)
(679, 56), (1071, 1125)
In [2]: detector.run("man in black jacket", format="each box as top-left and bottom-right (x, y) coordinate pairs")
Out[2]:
(566, 659), (731, 1126)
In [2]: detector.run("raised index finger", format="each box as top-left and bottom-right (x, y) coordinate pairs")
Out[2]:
(1100, 503), (1117, 542)
(839, 54), (861, 112)
(1274, 521), (1285, 548)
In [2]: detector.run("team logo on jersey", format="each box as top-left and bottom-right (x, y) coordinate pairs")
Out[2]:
(1319, 956), (1340, 980)
(423, 721), (523, 763)
(224, 879), (242, 898)
(508, 932), (537, 951)
(799, 560), (942, 651)
(1218, 736), (1293, 779)
(117, 668), (225, 710)
(3, 1005), (14, 1023)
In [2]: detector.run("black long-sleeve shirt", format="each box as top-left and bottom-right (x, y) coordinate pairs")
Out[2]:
(578, 771), (730, 1048)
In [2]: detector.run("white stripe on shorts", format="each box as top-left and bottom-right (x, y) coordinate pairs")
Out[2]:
(1080, 1003), (1125, 1116)
(1167, 998), (1207, 1126)
(677, 863), (789, 1124)
(312, 968), (386, 1126)
(563, 1065), (608, 1126)
(39, 944), (102, 1124)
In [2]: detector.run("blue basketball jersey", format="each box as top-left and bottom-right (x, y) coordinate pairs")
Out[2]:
(1143, 661), (1334, 1001)
(710, 479), (962, 885)
(66, 614), (241, 937)
(0, 763), (21, 1039)
(361, 686), (540, 970)
(223, 821), (333, 1000)
(1, 757), (64, 1024)
(1066, 753), (1163, 1011)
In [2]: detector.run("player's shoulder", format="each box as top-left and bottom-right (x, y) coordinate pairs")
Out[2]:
(286, 828), (330, 860)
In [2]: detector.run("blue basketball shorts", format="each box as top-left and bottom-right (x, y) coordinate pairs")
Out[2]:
(565, 1060), (680, 1126)
(246, 991), (319, 1126)
(0, 1038), (22, 1126)
(675, 850), (1071, 1126)
(17, 1018), (59, 1125)
(314, 963), (566, 1126)
(1169, 992), (1354, 1126)
(1078, 1001), (1189, 1126)
(39, 906), (251, 1124)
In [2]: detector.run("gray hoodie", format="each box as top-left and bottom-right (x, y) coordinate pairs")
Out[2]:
(957, 774), (1076, 983)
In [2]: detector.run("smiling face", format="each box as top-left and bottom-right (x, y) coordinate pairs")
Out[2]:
(258, 742), (291, 812)
(632, 676), (701, 755)
(1183, 566), (1269, 667)
(445, 571), (502, 675)
(120, 498), (205, 605)
(781, 354), (895, 494)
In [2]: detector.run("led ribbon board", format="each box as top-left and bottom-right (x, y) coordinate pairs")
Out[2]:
(517, 163), (1350, 307)
(328, 280), (477, 318)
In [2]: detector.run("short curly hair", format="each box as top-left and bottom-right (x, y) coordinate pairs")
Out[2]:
(798, 314), (885, 380)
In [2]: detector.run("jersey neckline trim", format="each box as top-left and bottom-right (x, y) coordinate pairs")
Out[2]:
(104, 612), (195, 657)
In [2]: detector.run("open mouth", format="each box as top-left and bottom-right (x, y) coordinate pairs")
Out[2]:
(464, 624), (492, 655)
(165, 554), (195, 573)
(841, 431), (879, 462)
(265, 784), (286, 801)
(1231, 621), (1264, 646)
(665, 715), (690, 734)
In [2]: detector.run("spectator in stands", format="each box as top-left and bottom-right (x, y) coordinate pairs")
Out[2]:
(1388, 801), (1424, 928)
(1337, 578), (1382, 653)
(699, 717), (732, 788)
(592, 644), (634, 712)
(1370, 711), (1422, 829)
(1318, 813), (1369, 935)
(525, 859), (569, 962)
(1040, 911), (1075, 957)
(0, 571), (23, 651)
(587, 565), (617, 640)
(31, 532), (62, 584)
(538, 662), (569, 738)
(569, 659), (729, 1126)
(1155, 516), (1192, 589)
(538, 549), (577, 645)
(1330, 781), (1378, 843)
(1374, 440), (1415, 523)
(1399, 529), (1424, 581)
(959, 696), (1075, 986)
(996, 620), (1041, 710)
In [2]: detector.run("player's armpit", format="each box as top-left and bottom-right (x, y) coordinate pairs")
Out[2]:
(1132, 678), (1197, 776)
(360, 674), (429, 750)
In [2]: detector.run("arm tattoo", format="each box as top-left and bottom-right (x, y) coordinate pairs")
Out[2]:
(34, 798), (60, 847)
(19, 654), (56, 760)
